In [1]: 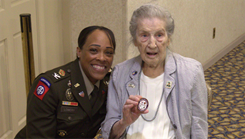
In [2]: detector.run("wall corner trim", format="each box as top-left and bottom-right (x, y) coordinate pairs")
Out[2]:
(203, 33), (245, 70)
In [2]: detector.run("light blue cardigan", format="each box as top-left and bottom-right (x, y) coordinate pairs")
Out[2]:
(101, 50), (208, 139)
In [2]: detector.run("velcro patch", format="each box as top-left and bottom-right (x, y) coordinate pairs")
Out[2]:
(34, 77), (51, 100)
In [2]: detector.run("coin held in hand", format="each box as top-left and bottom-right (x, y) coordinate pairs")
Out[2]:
(137, 98), (149, 112)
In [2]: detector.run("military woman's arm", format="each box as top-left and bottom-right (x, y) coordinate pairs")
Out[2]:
(26, 75), (58, 138)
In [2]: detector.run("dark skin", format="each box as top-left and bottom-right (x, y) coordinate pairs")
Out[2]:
(76, 29), (114, 84)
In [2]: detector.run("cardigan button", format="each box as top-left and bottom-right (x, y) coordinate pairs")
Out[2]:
(173, 124), (177, 129)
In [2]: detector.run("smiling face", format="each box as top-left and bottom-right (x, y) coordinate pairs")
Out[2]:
(134, 17), (170, 69)
(77, 29), (114, 84)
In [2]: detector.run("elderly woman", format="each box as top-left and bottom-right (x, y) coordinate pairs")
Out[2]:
(101, 4), (208, 139)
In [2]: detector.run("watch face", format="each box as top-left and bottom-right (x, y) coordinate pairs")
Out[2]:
(138, 98), (149, 112)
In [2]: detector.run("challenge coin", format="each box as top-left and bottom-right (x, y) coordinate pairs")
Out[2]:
(137, 98), (149, 112)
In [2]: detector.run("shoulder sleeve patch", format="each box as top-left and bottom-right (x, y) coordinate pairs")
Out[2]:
(34, 77), (51, 100)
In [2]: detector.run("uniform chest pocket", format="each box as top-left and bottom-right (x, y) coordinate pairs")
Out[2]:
(57, 106), (87, 122)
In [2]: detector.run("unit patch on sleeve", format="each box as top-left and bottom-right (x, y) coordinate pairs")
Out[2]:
(34, 77), (51, 100)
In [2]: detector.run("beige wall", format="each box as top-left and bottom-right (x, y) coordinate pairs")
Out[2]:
(126, 0), (245, 65)
(36, 0), (63, 72)
(62, 0), (127, 66)
(61, 0), (245, 67)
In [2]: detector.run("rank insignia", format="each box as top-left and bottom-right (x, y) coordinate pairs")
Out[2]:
(166, 81), (172, 88)
(79, 91), (84, 97)
(52, 72), (61, 79)
(62, 101), (78, 106)
(65, 88), (74, 101)
(74, 83), (80, 88)
(59, 69), (65, 76)
(103, 80), (109, 86)
(34, 77), (51, 100)
(57, 130), (67, 137)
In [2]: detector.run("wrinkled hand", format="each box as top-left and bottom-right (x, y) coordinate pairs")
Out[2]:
(121, 95), (148, 126)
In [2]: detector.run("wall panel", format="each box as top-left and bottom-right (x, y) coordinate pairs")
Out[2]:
(0, 39), (11, 137)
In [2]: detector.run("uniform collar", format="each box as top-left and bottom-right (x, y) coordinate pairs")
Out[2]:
(78, 60), (100, 96)
(71, 59), (107, 120)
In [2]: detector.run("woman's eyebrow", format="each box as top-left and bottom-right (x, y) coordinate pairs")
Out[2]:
(89, 44), (101, 47)
(89, 44), (114, 49)
(106, 47), (114, 50)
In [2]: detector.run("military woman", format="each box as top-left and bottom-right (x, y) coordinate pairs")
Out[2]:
(15, 25), (116, 138)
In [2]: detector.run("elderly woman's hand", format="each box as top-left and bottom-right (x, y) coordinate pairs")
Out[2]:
(121, 95), (149, 126)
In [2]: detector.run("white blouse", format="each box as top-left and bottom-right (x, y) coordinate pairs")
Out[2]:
(126, 72), (175, 139)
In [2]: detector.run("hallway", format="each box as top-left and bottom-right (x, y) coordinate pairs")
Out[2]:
(205, 40), (245, 138)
